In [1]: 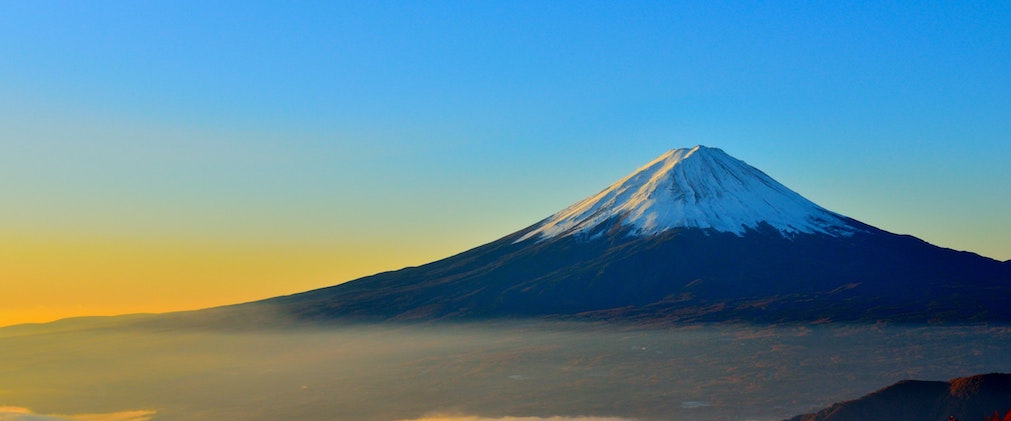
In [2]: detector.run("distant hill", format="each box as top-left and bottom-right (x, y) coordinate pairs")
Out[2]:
(786, 373), (1011, 421)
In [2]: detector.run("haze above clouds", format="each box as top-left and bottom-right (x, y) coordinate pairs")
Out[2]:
(2, 320), (1010, 420)
(0, 407), (154, 421)
(398, 416), (639, 421)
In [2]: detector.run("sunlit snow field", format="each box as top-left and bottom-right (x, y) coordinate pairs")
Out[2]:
(1, 319), (1009, 421)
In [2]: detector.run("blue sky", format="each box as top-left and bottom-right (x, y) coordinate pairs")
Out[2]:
(1, 1), (1009, 324)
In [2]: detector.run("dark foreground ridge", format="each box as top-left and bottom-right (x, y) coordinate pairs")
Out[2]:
(786, 373), (1011, 421)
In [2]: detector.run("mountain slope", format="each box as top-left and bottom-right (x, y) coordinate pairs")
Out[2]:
(786, 373), (1011, 421)
(520, 146), (857, 241)
(250, 146), (1011, 324)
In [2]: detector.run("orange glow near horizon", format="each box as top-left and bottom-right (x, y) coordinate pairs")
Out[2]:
(0, 233), (451, 327)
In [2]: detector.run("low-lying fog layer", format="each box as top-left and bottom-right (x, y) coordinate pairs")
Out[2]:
(1, 319), (1009, 421)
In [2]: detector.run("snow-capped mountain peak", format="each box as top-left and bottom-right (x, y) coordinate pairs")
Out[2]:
(518, 145), (858, 242)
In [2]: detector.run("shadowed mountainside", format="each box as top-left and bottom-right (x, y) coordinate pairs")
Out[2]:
(247, 220), (1011, 325)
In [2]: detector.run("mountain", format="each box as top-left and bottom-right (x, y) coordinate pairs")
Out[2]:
(246, 146), (1011, 324)
(786, 373), (1011, 421)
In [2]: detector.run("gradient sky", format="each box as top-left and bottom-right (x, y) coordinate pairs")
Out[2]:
(2, 1), (1009, 326)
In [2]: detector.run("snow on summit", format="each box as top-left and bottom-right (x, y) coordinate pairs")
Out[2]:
(518, 146), (858, 242)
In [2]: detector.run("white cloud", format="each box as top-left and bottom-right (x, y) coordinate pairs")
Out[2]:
(0, 407), (154, 421)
